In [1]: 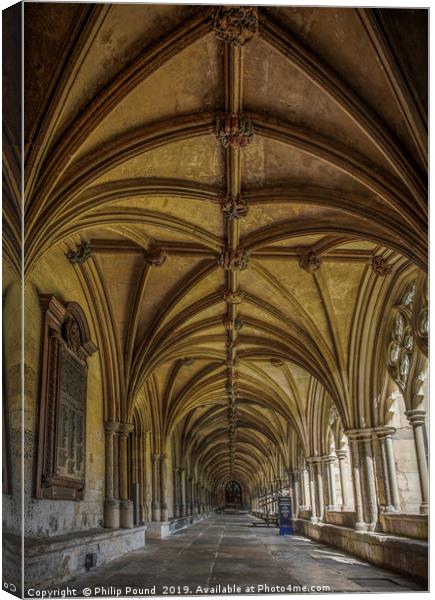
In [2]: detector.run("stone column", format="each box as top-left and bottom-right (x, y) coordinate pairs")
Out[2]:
(173, 467), (180, 518)
(188, 476), (194, 515)
(119, 423), (134, 528)
(113, 428), (120, 500)
(195, 481), (201, 515)
(314, 459), (324, 520)
(360, 433), (378, 531)
(324, 456), (337, 511)
(287, 469), (300, 517)
(406, 409), (428, 514)
(348, 437), (367, 531)
(151, 453), (161, 521)
(160, 453), (168, 521)
(307, 460), (318, 522)
(336, 449), (353, 511)
(300, 468), (308, 509)
(104, 422), (120, 529)
(180, 468), (186, 517)
(375, 428), (400, 512)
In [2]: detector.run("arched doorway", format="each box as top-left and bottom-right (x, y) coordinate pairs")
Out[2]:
(225, 481), (242, 507)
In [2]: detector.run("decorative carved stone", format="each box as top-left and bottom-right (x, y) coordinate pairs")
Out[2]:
(226, 340), (239, 352)
(65, 240), (91, 264)
(221, 194), (248, 219)
(218, 247), (250, 271)
(371, 255), (392, 276)
(182, 357), (195, 366)
(216, 113), (254, 149)
(270, 358), (285, 367)
(145, 244), (167, 266)
(234, 317), (243, 330)
(223, 289), (244, 304)
(63, 316), (82, 354)
(299, 250), (321, 272)
(213, 6), (258, 46)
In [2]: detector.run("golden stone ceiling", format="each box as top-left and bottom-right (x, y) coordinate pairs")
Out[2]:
(17, 4), (427, 489)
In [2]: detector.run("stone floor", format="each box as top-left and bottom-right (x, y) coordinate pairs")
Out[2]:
(49, 513), (426, 596)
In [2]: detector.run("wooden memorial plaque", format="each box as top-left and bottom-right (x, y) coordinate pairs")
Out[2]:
(34, 295), (97, 500)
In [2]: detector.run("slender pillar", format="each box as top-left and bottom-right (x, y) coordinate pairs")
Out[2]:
(288, 469), (300, 517)
(348, 437), (367, 531)
(180, 468), (186, 517)
(314, 459), (324, 520)
(173, 467), (180, 518)
(375, 427), (400, 512)
(300, 468), (308, 509)
(324, 456), (337, 511)
(160, 453), (168, 521)
(188, 476), (194, 515)
(336, 448), (353, 511)
(151, 453), (161, 521)
(113, 429), (119, 500)
(104, 422), (120, 528)
(119, 423), (134, 528)
(361, 434), (378, 531)
(406, 409), (428, 514)
(307, 460), (318, 522)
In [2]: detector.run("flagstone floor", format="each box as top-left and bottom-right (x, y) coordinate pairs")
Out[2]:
(48, 513), (426, 596)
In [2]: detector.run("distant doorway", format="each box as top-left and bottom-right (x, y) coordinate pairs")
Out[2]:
(225, 480), (242, 506)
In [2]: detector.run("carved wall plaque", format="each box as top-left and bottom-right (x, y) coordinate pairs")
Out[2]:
(35, 295), (97, 500)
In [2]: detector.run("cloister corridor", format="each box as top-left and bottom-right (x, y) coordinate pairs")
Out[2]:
(46, 514), (425, 596)
(2, 3), (428, 596)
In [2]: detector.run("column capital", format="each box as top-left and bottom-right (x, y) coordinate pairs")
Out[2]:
(374, 426), (396, 440)
(345, 428), (374, 441)
(336, 449), (348, 460)
(306, 456), (322, 464)
(405, 409), (426, 427)
(322, 455), (336, 465)
(105, 421), (120, 434)
(151, 453), (162, 463)
(118, 422), (134, 435)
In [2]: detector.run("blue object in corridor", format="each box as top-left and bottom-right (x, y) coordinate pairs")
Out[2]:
(278, 495), (294, 535)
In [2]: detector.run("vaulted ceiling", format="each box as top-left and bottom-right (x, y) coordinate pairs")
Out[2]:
(16, 4), (427, 489)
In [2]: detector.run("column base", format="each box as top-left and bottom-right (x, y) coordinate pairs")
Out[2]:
(355, 521), (368, 532)
(120, 499), (134, 528)
(420, 503), (429, 515)
(160, 503), (168, 521)
(341, 505), (354, 512)
(151, 502), (161, 522)
(104, 499), (120, 529)
(146, 521), (171, 539)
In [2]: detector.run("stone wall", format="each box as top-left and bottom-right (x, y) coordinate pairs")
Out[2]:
(3, 247), (106, 539)
(295, 518), (428, 583)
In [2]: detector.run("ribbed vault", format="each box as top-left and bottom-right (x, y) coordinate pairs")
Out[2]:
(16, 4), (427, 502)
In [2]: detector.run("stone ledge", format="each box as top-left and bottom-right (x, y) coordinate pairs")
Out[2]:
(379, 512), (427, 539)
(295, 518), (428, 582)
(325, 510), (355, 528)
(146, 512), (212, 539)
(4, 526), (147, 590)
